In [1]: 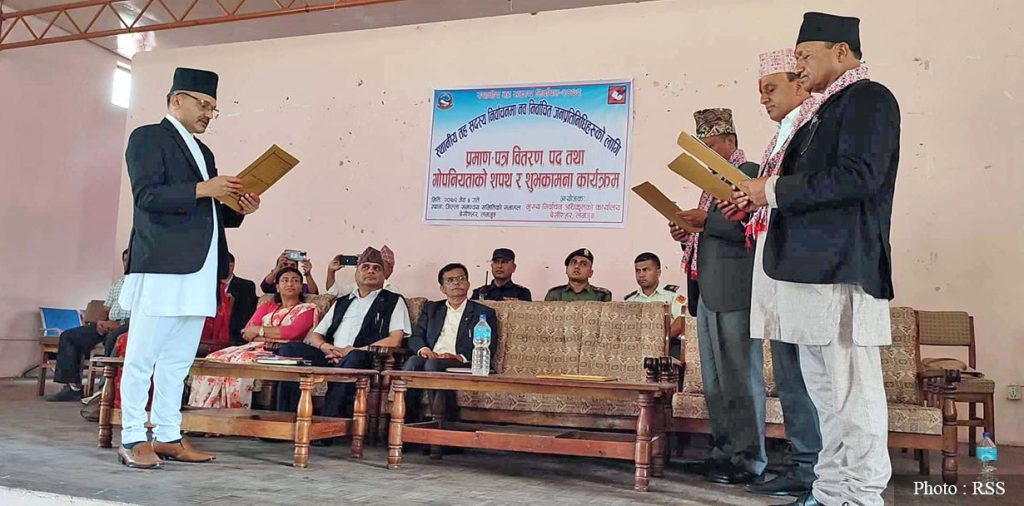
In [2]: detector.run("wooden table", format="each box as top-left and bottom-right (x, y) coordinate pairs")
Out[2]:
(383, 371), (676, 492)
(93, 357), (377, 468)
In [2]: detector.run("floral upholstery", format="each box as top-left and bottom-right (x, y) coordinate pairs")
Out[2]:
(881, 307), (923, 405)
(451, 301), (667, 416)
(672, 395), (943, 435)
(888, 403), (943, 435)
(579, 302), (667, 382)
(456, 391), (639, 417)
(681, 316), (703, 394)
(680, 315), (775, 396)
(405, 297), (427, 328)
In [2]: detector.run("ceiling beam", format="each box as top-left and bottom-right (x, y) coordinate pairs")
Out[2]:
(0, 0), (404, 51)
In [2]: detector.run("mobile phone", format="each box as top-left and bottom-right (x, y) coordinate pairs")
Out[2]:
(339, 255), (359, 266)
(284, 249), (307, 262)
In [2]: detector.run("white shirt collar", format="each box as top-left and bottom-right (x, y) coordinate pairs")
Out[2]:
(165, 114), (194, 141)
(446, 299), (467, 312)
(349, 287), (382, 300)
(779, 103), (802, 131)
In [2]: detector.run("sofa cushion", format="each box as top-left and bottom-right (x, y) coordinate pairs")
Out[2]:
(673, 393), (943, 436)
(681, 316), (703, 394)
(457, 391), (638, 417)
(882, 307), (923, 405)
(888, 403), (943, 435)
(671, 393), (784, 424)
(680, 315), (775, 396)
(578, 302), (667, 382)
(483, 301), (587, 376)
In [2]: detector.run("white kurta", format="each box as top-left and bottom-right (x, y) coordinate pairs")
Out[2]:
(118, 114), (219, 318)
(751, 107), (890, 346)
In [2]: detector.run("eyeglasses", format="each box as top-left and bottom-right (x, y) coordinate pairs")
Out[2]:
(176, 92), (220, 118)
(443, 275), (468, 285)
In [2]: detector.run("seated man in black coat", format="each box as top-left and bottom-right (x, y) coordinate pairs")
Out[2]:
(404, 263), (499, 421)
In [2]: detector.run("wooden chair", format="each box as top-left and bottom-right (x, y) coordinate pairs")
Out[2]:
(916, 310), (994, 457)
(82, 300), (110, 397)
(37, 307), (85, 396)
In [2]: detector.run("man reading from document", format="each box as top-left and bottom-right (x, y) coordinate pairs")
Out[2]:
(118, 67), (261, 469)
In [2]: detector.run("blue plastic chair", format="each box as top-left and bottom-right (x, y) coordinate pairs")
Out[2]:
(37, 307), (84, 396)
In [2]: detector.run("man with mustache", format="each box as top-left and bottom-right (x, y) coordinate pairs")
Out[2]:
(740, 48), (823, 500)
(118, 67), (261, 468)
(471, 248), (532, 301)
(735, 12), (901, 506)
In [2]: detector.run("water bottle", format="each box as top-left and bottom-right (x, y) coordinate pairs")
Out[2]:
(471, 314), (491, 376)
(977, 432), (998, 483)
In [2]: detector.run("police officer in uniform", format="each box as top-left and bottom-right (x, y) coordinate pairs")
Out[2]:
(471, 248), (532, 301)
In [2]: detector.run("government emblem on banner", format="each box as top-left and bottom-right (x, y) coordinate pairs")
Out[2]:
(607, 86), (627, 105)
(437, 92), (454, 110)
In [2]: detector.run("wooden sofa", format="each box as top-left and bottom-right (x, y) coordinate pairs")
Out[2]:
(670, 306), (960, 484)
(445, 300), (675, 431)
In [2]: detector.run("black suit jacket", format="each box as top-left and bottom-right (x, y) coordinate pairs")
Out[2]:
(226, 276), (258, 345)
(124, 118), (244, 280)
(689, 161), (760, 314)
(407, 300), (499, 360)
(766, 80), (900, 300)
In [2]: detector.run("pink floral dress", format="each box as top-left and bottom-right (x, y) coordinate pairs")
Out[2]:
(187, 301), (319, 409)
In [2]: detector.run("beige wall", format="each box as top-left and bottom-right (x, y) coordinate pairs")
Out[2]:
(0, 42), (128, 378)
(116, 0), (1024, 443)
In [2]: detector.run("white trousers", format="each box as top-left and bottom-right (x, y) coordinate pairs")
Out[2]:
(119, 312), (204, 445)
(800, 331), (891, 505)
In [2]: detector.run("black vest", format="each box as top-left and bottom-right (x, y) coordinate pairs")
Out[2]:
(324, 289), (402, 348)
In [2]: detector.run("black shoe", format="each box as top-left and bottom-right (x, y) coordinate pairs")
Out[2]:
(680, 458), (717, 475)
(45, 385), (82, 402)
(706, 464), (757, 485)
(745, 474), (811, 497)
(784, 492), (822, 506)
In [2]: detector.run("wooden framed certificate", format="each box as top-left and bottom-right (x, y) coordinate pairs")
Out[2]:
(217, 145), (300, 213)
(631, 182), (703, 232)
(676, 132), (751, 187)
(666, 153), (733, 201)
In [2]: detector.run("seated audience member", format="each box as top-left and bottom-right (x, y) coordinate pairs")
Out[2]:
(544, 248), (612, 302)
(326, 245), (399, 296)
(405, 263), (499, 421)
(224, 252), (258, 345)
(624, 252), (685, 338)
(276, 247), (410, 417)
(196, 278), (235, 357)
(189, 267), (319, 408)
(260, 250), (319, 295)
(470, 248), (532, 301)
(46, 249), (132, 402)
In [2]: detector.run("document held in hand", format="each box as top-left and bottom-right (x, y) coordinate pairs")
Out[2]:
(217, 145), (300, 213)
(676, 132), (751, 187)
(631, 182), (704, 232)
(666, 153), (733, 201)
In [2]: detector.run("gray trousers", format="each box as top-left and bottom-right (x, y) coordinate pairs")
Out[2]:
(696, 297), (766, 474)
(769, 340), (822, 486)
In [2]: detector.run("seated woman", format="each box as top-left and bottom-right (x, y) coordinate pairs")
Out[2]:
(188, 267), (320, 409)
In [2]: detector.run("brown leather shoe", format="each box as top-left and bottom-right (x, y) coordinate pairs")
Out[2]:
(117, 443), (163, 469)
(151, 438), (216, 463)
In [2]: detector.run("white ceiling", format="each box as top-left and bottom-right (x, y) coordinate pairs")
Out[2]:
(3, 0), (652, 59)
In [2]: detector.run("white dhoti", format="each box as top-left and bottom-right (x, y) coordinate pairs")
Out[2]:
(752, 213), (892, 505)
(117, 113), (219, 445)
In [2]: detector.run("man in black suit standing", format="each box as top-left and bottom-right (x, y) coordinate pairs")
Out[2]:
(224, 252), (258, 346)
(736, 13), (900, 506)
(117, 68), (261, 469)
(670, 109), (766, 486)
(404, 263), (499, 421)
